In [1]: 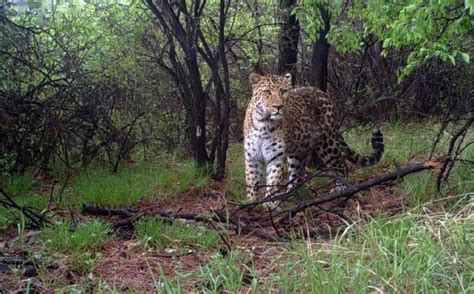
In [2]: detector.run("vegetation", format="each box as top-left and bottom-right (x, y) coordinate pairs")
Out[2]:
(135, 217), (220, 250)
(40, 220), (112, 274)
(273, 208), (472, 293)
(72, 160), (210, 207)
(0, 0), (472, 292)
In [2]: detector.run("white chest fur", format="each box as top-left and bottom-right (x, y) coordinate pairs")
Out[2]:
(245, 120), (285, 163)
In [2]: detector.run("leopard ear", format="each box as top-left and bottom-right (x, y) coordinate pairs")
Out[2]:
(249, 73), (263, 85)
(284, 73), (292, 82)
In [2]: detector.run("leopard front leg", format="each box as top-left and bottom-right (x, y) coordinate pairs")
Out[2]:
(264, 158), (286, 209)
(245, 158), (264, 202)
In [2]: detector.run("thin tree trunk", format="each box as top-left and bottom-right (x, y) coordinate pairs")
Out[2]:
(310, 5), (330, 91)
(213, 0), (231, 180)
(277, 0), (300, 85)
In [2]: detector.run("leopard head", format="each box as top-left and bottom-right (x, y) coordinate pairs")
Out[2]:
(249, 73), (292, 121)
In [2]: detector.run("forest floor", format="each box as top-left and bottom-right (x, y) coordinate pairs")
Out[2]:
(0, 122), (473, 292)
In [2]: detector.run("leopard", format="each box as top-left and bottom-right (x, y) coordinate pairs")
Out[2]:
(243, 73), (384, 207)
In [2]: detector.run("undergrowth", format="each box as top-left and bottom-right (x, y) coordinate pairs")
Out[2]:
(40, 220), (112, 274)
(155, 200), (472, 292)
(272, 202), (473, 293)
(135, 217), (220, 250)
(71, 159), (210, 208)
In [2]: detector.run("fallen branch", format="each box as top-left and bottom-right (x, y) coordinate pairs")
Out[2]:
(82, 204), (136, 218)
(0, 187), (50, 228)
(289, 162), (435, 217)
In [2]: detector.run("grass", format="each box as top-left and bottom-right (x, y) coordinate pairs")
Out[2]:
(450, 142), (474, 194)
(2, 173), (46, 210)
(41, 220), (112, 253)
(149, 202), (472, 292)
(135, 217), (220, 250)
(0, 173), (48, 229)
(277, 206), (472, 292)
(71, 159), (210, 208)
(40, 220), (112, 274)
(400, 171), (439, 207)
(225, 144), (247, 202)
(197, 252), (258, 292)
(0, 205), (13, 230)
(344, 122), (441, 173)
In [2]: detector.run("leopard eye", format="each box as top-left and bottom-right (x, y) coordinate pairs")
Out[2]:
(263, 90), (271, 95)
(281, 89), (288, 94)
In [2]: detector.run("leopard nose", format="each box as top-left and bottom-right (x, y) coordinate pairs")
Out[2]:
(273, 104), (283, 110)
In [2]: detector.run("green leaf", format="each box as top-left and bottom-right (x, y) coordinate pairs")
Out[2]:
(460, 52), (470, 63)
(448, 54), (456, 65)
(466, 0), (474, 15)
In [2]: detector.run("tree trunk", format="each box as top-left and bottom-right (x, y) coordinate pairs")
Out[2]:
(212, 0), (231, 181)
(277, 0), (300, 85)
(310, 5), (330, 92)
(187, 55), (209, 167)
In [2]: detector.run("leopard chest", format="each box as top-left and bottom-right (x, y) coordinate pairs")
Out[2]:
(245, 124), (285, 163)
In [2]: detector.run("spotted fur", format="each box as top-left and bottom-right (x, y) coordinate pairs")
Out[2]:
(243, 73), (384, 206)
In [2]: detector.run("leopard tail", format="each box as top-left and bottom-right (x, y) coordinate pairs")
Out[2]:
(340, 128), (384, 166)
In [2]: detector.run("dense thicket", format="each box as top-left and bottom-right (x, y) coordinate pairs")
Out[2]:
(0, 0), (472, 177)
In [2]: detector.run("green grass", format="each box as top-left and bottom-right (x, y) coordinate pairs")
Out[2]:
(40, 220), (112, 274)
(400, 171), (438, 207)
(150, 203), (472, 292)
(3, 172), (36, 196)
(1, 121), (473, 292)
(225, 144), (247, 202)
(2, 173), (46, 210)
(271, 208), (473, 292)
(0, 206), (10, 230)
(451, 142), (474, 194)
(41, 220), (112, 253)
(197, 252), (258, 292)
(71, 159), (210, 208)
(344, 122), (441, 167)
(135, 217), (220, 250)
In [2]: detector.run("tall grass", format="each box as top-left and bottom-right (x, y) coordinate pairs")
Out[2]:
(400, 171), (438, 206)
(72, 160), (210, 208)
(270, 206), (473, 292)
(197, 252), (258, 292)
(0, 173), (48, 228)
